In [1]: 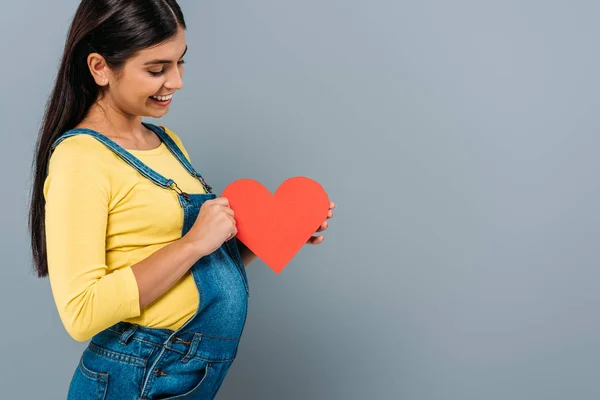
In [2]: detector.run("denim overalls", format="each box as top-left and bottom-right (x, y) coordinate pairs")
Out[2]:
(51, 123), (249, 399)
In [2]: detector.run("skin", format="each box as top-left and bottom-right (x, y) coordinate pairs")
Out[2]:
(76, 26), (335, 267)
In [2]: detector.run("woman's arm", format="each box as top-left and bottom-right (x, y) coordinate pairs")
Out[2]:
(131, 238), (207, 311)
(45, 138), (209, 342)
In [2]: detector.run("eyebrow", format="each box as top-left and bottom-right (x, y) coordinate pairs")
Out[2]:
(143, 45), (188, 65)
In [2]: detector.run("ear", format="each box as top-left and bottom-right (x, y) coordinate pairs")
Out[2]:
(87, 53), (111, 87)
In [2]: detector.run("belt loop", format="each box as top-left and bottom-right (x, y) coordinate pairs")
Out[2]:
(119, 324), (138, 345)
(181, 333), (202, 363)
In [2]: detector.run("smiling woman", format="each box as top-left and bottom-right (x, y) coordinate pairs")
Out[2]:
(28, 0), (336, 398)
(27, 1), (252, 399)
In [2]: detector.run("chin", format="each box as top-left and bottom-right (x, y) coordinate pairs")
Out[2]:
(145, 108), (169, 118)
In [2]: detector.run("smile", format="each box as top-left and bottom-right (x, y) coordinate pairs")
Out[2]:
(150, 94), (173, 101)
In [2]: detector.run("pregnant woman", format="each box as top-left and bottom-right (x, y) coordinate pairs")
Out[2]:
(27, 1), (335, 398)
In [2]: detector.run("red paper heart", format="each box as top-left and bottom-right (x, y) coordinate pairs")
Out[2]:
(222, 177), (330, 274)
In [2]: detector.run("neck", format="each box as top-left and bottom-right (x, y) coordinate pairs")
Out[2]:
(83, 98), (146, 140)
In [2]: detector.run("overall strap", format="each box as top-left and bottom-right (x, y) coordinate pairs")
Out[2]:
(143, 123), (213, 194)
(50, 127), (178, 192)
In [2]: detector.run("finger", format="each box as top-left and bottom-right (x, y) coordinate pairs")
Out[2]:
(315, 221), (328, 232)
(227, 227), (238, 241)
(330, 201), (336, 209)
(213, 197), (230, 207)
(306, 235), (324, 245)
(221, 206), (234, 216)
(213, 203), (234, 216)
(327, 210), (334, 219)
(215, 207), (234, 220)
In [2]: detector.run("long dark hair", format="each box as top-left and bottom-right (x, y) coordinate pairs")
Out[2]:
(28, 0), (187, 278)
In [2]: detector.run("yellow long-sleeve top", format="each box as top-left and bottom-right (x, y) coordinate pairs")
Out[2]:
(44, 126), (205, 342)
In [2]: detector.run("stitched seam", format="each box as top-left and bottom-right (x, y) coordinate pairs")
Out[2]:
(105, 329), (240, 344)
(99, 375), (107, 400)
(106, 329), (190, 355)
(88, 342), (146, 367)
(181, 331), (240, 340)
(79, 357), (109, 382)
(108, 327), (174, 336)
(193, 355), (235, 362)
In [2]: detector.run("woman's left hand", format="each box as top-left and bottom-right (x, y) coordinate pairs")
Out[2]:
(306, 201), (336, 245)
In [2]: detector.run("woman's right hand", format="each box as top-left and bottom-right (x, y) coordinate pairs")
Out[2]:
(183, 197), (237, 257)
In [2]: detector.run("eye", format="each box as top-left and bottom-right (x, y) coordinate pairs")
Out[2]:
(148, 60), (184, 77)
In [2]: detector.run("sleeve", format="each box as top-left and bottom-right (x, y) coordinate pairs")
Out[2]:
(43, 137), (141, 342)
(160, 125), (192, 162)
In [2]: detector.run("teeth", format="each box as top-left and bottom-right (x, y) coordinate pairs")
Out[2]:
(151, 94), (172, 101)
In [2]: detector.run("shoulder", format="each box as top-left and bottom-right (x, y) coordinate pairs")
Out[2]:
(44, 134), (114, 201)
(47, 134), (119, 180)
(50, 134), (113, 165)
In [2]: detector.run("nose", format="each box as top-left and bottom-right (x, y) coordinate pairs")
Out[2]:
(164, 65), (183, 91)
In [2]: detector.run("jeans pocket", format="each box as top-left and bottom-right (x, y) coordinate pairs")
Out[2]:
(67, 354), (109, 400)
(154, 359), (212, 399)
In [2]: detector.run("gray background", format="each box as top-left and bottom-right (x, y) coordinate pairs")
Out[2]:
(2, 0), (599, 399)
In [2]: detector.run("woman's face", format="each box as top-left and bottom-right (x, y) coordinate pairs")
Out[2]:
(99, 27), (187, 118)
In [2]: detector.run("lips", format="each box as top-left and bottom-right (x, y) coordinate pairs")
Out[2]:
(149, 96), (172, 107)
(150, 94), (173, 101)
